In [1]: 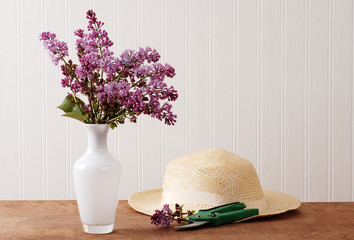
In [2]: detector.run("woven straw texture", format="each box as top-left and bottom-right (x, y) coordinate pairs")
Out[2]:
(163, 149), (264, 201)
(128, 149), (300, 218)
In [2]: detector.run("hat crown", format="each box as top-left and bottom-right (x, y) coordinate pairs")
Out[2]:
(163, 149), (264, 201)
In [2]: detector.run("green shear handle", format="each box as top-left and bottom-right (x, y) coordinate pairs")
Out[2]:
(188, 202), (259, 227)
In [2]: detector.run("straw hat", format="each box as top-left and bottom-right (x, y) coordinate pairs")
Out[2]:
(128, 149), (300, 219)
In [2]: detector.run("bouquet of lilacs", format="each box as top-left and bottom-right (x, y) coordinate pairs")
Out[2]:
(40, 10), (177, 129)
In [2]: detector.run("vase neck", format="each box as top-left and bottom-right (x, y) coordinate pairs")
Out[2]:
(84, 124), (110, 153)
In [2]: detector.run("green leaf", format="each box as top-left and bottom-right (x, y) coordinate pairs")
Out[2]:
(57, 95), (85, 113)
(110, 122), (117, 129)
(62, 112), (87, 122)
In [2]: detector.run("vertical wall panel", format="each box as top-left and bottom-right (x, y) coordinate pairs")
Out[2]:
(22, 0), (43, 199)
(117, 0), (139, 199)
(213, 0), (233, 151)
(208, 0), (214, 149)
(308, 0), (329, 201)
(352, 0), (354, 202)
(189, 0), (209, 152)
(261, 0), (282, 191)
(332, 0), (353, 201)
(45, 0), (67, 200)
(285, 0), (305, 200)
(165, 0), (186, 162)
(185, 0), (190, 155)
(236, 0), (258, 166)
(141, 0), (163, 190)
(0, 0), (19, 199)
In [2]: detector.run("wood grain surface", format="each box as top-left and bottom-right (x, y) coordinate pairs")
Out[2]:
(0, 201), (353, 240)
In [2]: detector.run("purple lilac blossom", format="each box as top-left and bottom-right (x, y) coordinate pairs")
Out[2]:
(39, 10), (178, 127)
(40, 32), (69, 65)
(150, 204), (174, 227)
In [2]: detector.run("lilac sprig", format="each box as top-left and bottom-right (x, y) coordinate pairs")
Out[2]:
(151, 204), (174, 228)
(151, 204), (195, 228)
(39, 10), (177, 128)
(39, 32), (68, 66)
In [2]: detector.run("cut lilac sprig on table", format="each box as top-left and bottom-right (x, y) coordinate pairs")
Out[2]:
(40, 10), (177, 129)
(151, 204), (195, 228)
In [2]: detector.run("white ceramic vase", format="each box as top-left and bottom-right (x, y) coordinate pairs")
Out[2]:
(73, 124), (121, 234)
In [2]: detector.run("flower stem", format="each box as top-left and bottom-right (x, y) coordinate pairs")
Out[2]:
(131, 75), (150, 88)
(59, 58), (87, 119)
(106, 111), (127, 123)
(89, 79), (97, 122)
(93, 24), (105, 80)
(115, 66), (126, 82)
(97, 107), (103, 122)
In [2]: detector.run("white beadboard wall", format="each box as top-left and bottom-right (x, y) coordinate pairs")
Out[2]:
(0, 0), (353, 202)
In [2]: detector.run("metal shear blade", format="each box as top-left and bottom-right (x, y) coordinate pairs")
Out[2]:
(174, 220), (210, 230)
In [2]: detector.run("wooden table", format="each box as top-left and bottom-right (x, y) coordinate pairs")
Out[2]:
(0, 200), (353, 239)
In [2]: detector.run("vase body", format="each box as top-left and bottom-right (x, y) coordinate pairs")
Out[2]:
(73, 124), (121, 234)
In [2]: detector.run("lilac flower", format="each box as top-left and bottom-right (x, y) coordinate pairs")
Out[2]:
(75, 53), (101, 79)
(39, 10), (178, 128)
(104, 81), (130, 103)
(151, 204), (195, 227)
(61, 77), (70, 88)
(151, 204), (174, 227)
(127, 89), (146, 113)
(39, 32), (68, 65)
(71, 80), (83, 93)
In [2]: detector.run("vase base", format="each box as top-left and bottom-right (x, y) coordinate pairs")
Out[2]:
(82, 223), (114, 234)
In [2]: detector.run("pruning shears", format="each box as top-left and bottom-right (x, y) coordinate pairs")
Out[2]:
(175, 202), (259, 230)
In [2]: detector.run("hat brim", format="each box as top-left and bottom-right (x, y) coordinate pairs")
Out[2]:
(128, 188), (301, 218)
